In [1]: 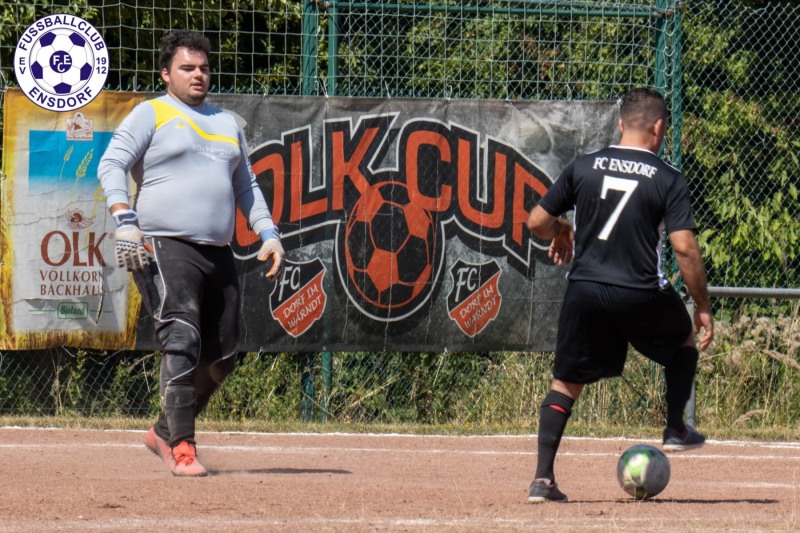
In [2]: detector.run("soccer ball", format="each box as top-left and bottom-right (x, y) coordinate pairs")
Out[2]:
(344, 180), (435, 312)
(616, 444), (671, 499)
(30, 29), (94, 95)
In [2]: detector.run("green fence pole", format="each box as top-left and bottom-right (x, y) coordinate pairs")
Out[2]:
(336, 1), (653, 18)
(326, 1), (339, 96)
(300, 352), (315, 421)
(671, 3), (693, 426)
(299, 0), (319, 422)
(653, 0), (668, 97)
(302, 0), (319, 96)
(670, 1), (684, 171)
(321, 2), (337, 423)
(659, 1), (694, 426)
(321, 351), (332, 422)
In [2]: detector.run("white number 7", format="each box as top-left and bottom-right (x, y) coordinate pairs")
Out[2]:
(598, 176), (638, 240)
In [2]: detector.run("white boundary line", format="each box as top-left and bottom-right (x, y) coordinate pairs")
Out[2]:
(0, 443), (798, 462)
(0, 514), (795, 533)
(3, 425), (800, 449)
(1, 440), (800, 462)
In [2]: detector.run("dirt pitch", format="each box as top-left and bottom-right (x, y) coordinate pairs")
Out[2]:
(0, 427), (798, 532)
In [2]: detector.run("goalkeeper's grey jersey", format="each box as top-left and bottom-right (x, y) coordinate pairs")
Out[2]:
(98, 94), (275, 246)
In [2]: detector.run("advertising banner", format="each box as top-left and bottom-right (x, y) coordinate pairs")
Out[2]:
(1, 89), (144, 349)
(1, 88), (618, 351)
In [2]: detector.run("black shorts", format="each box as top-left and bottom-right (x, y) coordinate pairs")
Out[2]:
(132, 236), (240, 365)
(553, 280), (692, 384)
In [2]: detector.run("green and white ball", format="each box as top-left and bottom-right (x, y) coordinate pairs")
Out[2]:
(616, 444), (671, 499)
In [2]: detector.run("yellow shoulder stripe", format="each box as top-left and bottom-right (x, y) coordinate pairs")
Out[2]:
(148, 99), (239, 147)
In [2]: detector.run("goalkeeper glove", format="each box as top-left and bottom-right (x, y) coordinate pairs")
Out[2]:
(257, 227), (284, 281)
(112, 209), (151, 272)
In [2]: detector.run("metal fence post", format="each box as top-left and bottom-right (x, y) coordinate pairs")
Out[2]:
(298, 0), (321, 423)
(320, 0), (337, 416)
(680, 287), (697, 427)
(669, 0), (684, 170)
(326, 0), (339, 96)
(321, 351), (332, 422)
(301, 0), (319, 95)
(300, 352), (315, 421)
(653, 0), (669, 95)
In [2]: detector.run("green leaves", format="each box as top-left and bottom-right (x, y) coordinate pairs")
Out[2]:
(682, 3), (800, 288)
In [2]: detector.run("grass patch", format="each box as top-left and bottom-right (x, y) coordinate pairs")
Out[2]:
(1, 306), (798, 439)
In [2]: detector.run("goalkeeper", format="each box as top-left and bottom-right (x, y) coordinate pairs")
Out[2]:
(98, 30), (283, 477)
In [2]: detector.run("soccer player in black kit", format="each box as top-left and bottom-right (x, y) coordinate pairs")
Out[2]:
(525, 87), (714, 503)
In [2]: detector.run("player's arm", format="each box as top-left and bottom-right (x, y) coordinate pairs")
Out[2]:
(527, 205), (574, 266)
(98, 102), (155, 272)
(98, 101), (154, 207)
(669, 229), (714, 351)
(232, 130), (284, 281)
(527, 161), (576, 266)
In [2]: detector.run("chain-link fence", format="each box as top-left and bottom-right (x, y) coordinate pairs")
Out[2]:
(682, 1), (800, 293)
(1, 1), (798, 429)
(322, 0), (666, 100)
(0, 0), (307, 95)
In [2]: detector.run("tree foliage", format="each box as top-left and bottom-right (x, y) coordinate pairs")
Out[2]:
(0, 0), (303, 93)
(1, 0), (798, 290)
(682, 2), (800, 289)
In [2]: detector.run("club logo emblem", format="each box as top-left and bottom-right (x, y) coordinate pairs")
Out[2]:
(270, 258), (327, 337)
(14, 14), (108, 112)
(447, 259), (502, 337)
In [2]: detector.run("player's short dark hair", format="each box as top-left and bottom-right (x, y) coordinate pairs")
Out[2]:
(159, 30), (212, 72)
(619, 87), (668, 130)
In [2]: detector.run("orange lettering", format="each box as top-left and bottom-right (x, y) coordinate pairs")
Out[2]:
(331, 128), (378, 210)
(457, 139), (504, 229)
(513, 163), (549, 246)
(290, 140), (326, 222)
(405, 130), (451, 212)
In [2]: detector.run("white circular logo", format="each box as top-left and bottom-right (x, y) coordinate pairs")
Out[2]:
(14, 14), (109, 112)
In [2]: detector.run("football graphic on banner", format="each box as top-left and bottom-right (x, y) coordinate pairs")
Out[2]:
(343, 181), (438, 317)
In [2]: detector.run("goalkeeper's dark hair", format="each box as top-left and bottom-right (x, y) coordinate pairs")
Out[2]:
(159, 30), (212, 72)
(620, 87), (668, 131)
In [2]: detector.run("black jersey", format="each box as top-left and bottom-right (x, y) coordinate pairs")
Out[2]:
(538, 145), (696, 289)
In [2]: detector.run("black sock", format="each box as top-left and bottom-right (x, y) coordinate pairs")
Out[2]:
(664, 346), (699, 432)
(534, 390), (575, 482)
